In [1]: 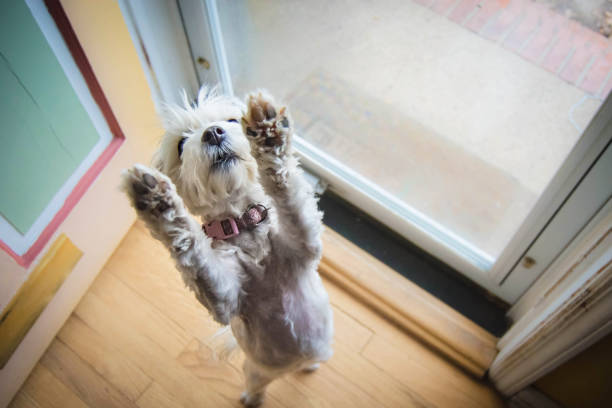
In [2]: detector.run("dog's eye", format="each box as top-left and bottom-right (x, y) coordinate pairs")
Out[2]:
(227, 118), (238, 123)
(178, 137), (187, 158)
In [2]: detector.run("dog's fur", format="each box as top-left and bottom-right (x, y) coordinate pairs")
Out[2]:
(121, 87), (333, 406)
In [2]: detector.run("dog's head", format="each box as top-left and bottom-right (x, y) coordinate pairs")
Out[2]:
(153, 86), (258, 216)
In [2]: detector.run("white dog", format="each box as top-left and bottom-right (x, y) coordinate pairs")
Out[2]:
(121, 87), (333, 406)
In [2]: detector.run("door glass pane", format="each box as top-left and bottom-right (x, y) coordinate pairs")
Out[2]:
(216, 0), (608, 262)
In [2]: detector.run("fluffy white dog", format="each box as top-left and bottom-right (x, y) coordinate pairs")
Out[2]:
(121, 87), (333, 406)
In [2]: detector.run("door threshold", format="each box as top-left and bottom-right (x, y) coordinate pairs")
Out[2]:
(318, 192), (509, 336)
(320, 226), (498, 378)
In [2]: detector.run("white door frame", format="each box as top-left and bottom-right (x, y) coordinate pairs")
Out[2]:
(118, 0), (200, 109)
(493, 98), (612, 301)
(489, 198), (612, 396)
(506, 140), (612, 320)
(121, 0), (611, 304)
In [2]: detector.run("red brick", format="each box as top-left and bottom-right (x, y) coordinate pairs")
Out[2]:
(432, 0), (458, 14)
(449, 0), (482, 23)
(503, 2), (548, 52)
(481, 0), (528, 42)
(519, 9), (566, 62)
(464, 0), (506, 33)
(540, 20), (582, 73)
(560, 47), (594, 84)
(581, 51), (612, 94)
(561, 30), (609, 85)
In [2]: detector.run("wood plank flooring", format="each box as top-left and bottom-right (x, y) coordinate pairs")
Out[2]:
(9, 222), (506, 408)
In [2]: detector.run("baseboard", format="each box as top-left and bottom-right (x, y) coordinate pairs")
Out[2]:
(319, 226), (498, 378)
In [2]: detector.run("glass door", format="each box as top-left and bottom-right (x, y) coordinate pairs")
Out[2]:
(179, 0), (611, 303)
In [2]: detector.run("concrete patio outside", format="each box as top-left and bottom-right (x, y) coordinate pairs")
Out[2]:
(218, 0), (610, 259)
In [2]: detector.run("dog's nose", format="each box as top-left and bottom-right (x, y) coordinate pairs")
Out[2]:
(202, 126), (226, 146)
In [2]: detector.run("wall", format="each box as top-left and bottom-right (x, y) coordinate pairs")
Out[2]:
(0, 0), (161, 405)
(535, 332), (612, 408)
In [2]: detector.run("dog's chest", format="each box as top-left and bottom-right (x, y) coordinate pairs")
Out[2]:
(241, 265), (330, 333)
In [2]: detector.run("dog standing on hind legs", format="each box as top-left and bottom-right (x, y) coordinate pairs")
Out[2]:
(121, 87), (334, 406)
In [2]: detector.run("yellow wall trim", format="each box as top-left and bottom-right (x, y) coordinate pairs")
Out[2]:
(0, 234), (82, 368)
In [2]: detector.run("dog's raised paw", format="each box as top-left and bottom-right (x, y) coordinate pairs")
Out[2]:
(121, 164), (176, 217)
(242, 92), (291, 153)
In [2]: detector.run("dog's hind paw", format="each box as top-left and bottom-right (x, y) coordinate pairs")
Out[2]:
(121, 164), (178, 218)
(240, 391), (264, 407)
(301, 363), (320, 373)
(242, 91), (291, 155)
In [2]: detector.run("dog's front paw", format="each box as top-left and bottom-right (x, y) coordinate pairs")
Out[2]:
(121, 164), (177, 218)
(242, 92), (291, 155)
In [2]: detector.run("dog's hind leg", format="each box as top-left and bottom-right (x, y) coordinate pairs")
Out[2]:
(242, 92), (323, 255)
(240, 359), (276, 407)
(121, 164), (243, 325)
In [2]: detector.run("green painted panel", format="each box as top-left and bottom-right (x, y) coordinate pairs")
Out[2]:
(0, 1), (100, 234)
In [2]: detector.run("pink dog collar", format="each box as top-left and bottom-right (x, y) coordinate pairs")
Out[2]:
(203, 204), (268, 240)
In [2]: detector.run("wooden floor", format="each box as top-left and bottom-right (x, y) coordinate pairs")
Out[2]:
(10, 222), (506, 408)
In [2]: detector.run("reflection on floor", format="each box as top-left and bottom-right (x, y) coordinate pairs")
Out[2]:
(10, 222), (506, 408)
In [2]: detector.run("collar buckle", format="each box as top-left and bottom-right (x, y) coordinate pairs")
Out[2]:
(203, 204), (268, 240)
(203, 217), (239, 240)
